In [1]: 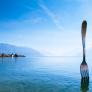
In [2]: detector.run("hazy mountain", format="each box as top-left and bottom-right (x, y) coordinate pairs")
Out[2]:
(0, 43), (43, 57)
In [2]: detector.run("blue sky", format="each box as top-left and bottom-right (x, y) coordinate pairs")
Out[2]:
(0, 0), (92, 56)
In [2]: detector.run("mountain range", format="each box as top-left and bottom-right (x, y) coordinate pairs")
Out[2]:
(0, 43), (43, 57)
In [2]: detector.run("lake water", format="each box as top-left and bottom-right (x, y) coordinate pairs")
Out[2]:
(0, 56), (92, 92)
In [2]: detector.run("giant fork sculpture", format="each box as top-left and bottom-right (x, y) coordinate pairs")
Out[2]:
(80, 20), (89, 79)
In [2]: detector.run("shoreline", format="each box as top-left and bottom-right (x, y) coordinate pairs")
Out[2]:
(0, 54), (25, 57)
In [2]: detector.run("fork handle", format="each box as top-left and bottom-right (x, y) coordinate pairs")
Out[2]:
(81, 20), (87, 61)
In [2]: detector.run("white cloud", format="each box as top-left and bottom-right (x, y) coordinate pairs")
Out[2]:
(39, 0), (64, 31)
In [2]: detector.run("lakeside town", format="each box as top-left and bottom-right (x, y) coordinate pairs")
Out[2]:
(0, 53), (25, 57)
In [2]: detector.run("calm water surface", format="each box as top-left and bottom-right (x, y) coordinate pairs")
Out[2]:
(0, 56), (92, 92)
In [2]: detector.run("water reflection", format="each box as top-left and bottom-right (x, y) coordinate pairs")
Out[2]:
(81, 78), (89, 92)
(0, 57), (17, 63)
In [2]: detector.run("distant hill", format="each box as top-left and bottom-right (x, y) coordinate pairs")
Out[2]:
(0, 43), (43, 57)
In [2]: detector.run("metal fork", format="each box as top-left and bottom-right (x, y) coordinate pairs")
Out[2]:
(80, 20), (89, 78)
